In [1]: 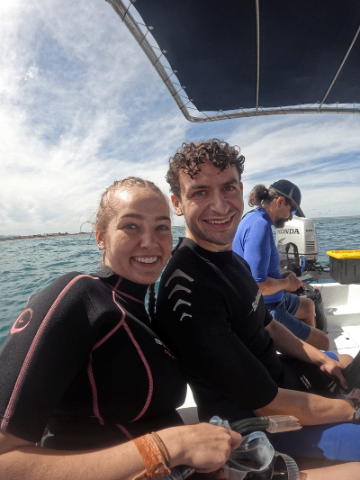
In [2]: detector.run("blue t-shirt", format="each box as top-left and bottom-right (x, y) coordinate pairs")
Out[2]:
(233, 206), (283, 305)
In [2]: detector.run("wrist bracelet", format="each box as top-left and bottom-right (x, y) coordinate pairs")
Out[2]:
(151, 431), (171, 466)
(133, 434), (171, 480)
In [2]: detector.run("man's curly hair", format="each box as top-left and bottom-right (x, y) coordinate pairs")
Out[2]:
(166, 139), (245, 198)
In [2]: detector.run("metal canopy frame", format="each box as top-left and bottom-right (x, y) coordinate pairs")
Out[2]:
(107, 0), (360, 122)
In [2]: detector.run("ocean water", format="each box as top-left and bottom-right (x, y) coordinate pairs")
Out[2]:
(0, 218), (359, 346)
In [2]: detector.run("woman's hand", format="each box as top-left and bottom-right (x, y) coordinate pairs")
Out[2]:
(158, 423), (242, 473)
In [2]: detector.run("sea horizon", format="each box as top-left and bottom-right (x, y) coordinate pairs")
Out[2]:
(2, 215), (360, 239)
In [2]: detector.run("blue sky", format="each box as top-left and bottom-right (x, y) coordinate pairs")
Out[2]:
(1, 0), (360, 235)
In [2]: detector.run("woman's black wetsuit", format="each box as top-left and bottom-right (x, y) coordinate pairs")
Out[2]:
(0, 267), (186, 450)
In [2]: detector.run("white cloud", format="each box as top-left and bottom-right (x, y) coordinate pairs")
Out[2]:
(228, 115), (360, 217)
(0, 0), (190, 235)
(1, 0), (360, 236)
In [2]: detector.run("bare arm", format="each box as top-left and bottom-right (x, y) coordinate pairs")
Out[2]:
(301, 463), (360, 480)
(258, 272), (303, 296)
(265, 318), (348, 388)
(254, 388), (354, 425)
(0, 424), (242, 480)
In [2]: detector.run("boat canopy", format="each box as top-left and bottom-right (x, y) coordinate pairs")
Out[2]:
(107, 0), (360, 122)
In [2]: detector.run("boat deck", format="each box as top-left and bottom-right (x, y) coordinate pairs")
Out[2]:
(317, 283), (360, 357)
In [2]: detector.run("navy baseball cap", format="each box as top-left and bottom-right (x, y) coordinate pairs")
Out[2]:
(269, 180), (301, 210)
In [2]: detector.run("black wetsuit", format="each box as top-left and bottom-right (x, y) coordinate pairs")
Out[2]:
(155, 237), (280, 420)
(155, 238), (360, 462)
(0, 267), (186, 450)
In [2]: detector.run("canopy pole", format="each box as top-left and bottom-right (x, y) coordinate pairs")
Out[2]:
(255, 0), (260, 114)
(108, 0), (360, 121)
(319, 23), (360, 109)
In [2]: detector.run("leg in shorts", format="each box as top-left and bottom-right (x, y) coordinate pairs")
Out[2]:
(267, 293), (311, 341)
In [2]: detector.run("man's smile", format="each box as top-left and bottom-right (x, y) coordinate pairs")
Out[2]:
(206, 217), (231, 225)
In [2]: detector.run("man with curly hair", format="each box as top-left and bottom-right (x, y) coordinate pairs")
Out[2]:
(155, 139), (360, 463)
(165, 139), (245, 252)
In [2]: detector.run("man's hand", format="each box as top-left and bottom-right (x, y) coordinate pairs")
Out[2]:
(319, 357), (348, 390)
(283, 272), (304, 292)
(266, 319), (345, 383)
(281, 270), (294, 278)
(258, 273), (304, 296)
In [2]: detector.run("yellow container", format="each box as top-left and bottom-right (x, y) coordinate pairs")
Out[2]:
(327, 250), (360, 259)
(326, 250), (360, 283)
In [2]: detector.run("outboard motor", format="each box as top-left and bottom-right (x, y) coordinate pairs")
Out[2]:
(276, 216), (318, 273)
(275, 215), (328, 333)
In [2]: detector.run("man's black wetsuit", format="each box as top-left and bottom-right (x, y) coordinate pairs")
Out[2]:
(0, 267), (186, 450)
(155, 238), (360, 462)
(155, 237), (281, 420)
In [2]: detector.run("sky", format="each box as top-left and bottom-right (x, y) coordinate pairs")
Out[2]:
(1, 0), (360, 236)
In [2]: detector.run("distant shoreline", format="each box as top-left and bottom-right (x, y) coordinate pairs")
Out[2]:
(311, 216), (360, 220)
(2, 216), (359, 241)
(0, 232), (92, 242)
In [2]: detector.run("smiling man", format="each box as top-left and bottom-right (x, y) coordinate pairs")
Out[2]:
(155, 139), (360, 463)
(169, 146), (244, 252)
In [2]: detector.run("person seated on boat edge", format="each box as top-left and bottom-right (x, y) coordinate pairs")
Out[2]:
(0, 177), (244, 480)
(232, 180), (329, 351)
(154, 139), (360, 465)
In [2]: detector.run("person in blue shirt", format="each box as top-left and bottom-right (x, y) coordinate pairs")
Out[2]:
(233, 180), (329, 350)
